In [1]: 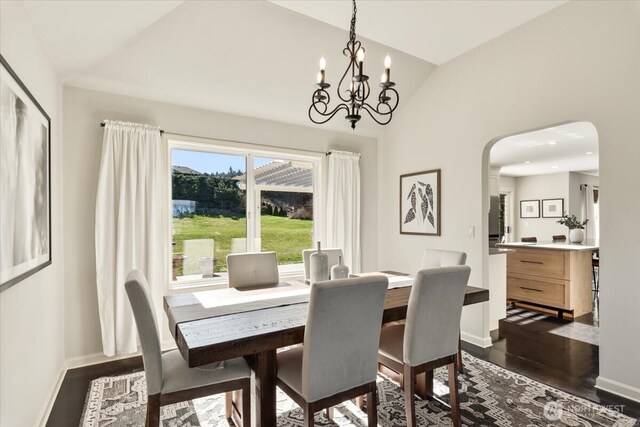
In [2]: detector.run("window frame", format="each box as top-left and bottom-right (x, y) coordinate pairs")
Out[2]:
(166, 135), (324, 290)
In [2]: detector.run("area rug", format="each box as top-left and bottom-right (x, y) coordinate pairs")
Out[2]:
(80, 352), (638, 426)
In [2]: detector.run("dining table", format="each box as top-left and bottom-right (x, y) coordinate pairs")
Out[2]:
(163, 271), (489, 427)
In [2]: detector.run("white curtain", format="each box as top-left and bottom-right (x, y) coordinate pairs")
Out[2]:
(581, 184), (599, 244)
(326, 150), (361, 273)
(95, 120), (168, 356)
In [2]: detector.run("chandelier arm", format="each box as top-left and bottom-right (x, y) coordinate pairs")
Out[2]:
(311, 88), (331, 108)
(359, 104), (393, 125)
(336, 40), (361, 103)
(308, 103), (350, 125)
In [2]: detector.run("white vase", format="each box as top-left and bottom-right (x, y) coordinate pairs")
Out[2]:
(309, 242), (329, 285)
(331, 255), (349, 280)
(569, 229), (584, 243)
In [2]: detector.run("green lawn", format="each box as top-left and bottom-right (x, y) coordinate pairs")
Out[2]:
(172, 214), (313, 274)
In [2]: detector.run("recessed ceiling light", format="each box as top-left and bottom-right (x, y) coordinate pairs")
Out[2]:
(524, 160), (531, 164)
(586, 151), (594, 155)
(549, 141), (557, 145)
(551, 165), (560, 169)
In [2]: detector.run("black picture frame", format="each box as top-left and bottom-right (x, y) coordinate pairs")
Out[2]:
(0, 54), (52, 292)
(400, 169), (441, 236)
(542, 198), (564, 218)
(519, 200), (540, 218)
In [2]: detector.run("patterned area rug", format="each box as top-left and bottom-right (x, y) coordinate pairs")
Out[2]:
(80, 352), (638, 426)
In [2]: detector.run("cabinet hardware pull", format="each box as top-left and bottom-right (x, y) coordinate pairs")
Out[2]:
(521, 286), (543, 292)
(520, 260), (543, 265)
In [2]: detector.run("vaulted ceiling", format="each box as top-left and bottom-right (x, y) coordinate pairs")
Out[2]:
(22, 0), (566, 137)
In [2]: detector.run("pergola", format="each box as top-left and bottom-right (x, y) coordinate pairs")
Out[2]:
(233, 160), (313, 193)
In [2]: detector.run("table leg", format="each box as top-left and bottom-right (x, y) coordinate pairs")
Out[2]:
(252, 350), (277, 427)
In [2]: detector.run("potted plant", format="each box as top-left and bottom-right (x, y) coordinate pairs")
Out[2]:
(557, 213), (589, 243)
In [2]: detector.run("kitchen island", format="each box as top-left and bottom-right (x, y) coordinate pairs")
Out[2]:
(497, 241), (598, 319)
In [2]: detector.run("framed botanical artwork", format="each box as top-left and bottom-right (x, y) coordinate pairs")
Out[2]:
(1, 55), (51, 292)
(542, 198), (564, 218)
(519, 200), (540, 218)
(400, 169), (441, 236)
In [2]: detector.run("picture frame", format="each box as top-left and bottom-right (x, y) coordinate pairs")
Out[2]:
(519, 200), (540, 218)
(1, 54), (52, 292)
(542, 198), (564, 218)
(400, 169), (441, 236)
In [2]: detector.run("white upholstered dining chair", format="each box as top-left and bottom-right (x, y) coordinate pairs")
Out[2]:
(125, 270), (252, 427)
(378, 266), (471, 427)
(302, 247), (343, 282)
(276, 276), (389, 427)
(226, 251), (279, 288)
(421, 248), (467, 268)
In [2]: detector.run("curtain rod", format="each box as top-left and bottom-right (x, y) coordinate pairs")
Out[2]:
(100, 122), (164, 134)
(99, 124), (337, 156)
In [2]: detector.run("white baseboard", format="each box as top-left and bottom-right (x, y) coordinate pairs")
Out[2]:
(37, 362), (67, 427)
(461, 331), (493, 348)
(595, 376), (640, 404)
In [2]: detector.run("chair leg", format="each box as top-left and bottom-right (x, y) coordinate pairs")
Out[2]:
(146, 394), (160, 427)
(241, 382), (251, 427)
(403, 365), (416, 427)
(457, 333), (464, 374)
(366, 387), (378, 427)
(448, 363), (461, 427)
(225, 391), (233, 419)
(304, 403), (315, 427)
(326, 406), (334, 420)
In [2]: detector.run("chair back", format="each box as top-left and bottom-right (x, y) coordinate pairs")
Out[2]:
(124, 270), (163, 395)
(404, 266), (471, 366)
(302, 276), (388, 402)
(552, 235), (567, 242)
(521, 237), (537, 243)
(302, 248), (343, 281)
(421, 249), (467, 268)
(227, 251), (279, 288)
(183, 238), (214, 275)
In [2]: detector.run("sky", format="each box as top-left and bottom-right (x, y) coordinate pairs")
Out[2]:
(171, 149), (273, 174)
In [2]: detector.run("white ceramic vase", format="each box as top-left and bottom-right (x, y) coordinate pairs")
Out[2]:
(309, 242), (329, 284)
(331, 255), (349, 280)
(569, 229), (584, 243)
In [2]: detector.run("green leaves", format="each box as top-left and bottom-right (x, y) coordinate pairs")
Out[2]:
(557, 213), (589, 229)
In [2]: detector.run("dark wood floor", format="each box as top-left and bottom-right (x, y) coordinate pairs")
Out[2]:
(48, 300), (640, 425)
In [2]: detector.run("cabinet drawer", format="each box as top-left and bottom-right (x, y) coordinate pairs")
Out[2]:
(507, 249), (569, 280)
(507, 276), (566, 308)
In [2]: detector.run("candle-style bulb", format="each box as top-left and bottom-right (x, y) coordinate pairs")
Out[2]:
(384, 55), (391, 69)
(381, 72), (388, 83)
(316, 72), (322, 84)
(356, 48), (365, 63)
(319, 57), (326, 71)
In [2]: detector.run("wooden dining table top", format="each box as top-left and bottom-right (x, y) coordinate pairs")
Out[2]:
(163, 272), (489, 368)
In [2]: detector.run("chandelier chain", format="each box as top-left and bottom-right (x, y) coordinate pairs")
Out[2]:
(349, 0), (357, 44)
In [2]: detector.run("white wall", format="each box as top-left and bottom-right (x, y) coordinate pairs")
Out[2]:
(378, 0), (640, 401)
(514, 173), (569, 241)
(0, 2), (65, 426)
(62, 86), (378, 361)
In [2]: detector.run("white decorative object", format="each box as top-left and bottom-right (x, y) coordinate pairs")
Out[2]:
(309, 242), (329, 285)
(569, 229), (584, 243)
(199, 257), (215, 277)
(331, 256), (349, 280)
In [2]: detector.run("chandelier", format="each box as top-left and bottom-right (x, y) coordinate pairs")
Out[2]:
(309, 0), (399, 130)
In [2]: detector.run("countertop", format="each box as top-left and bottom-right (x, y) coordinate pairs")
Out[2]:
(496, 241), (598, 252)
(489, 248), (514, 255)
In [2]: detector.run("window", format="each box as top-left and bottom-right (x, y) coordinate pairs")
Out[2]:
(169, 138), (322, 288)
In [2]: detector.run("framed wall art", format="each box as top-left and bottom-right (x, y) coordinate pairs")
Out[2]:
(1, 54), (52, 292)
(542, 198), (564, 218)
(519, 200), (540, 218)
(400, 169), (440, 236)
